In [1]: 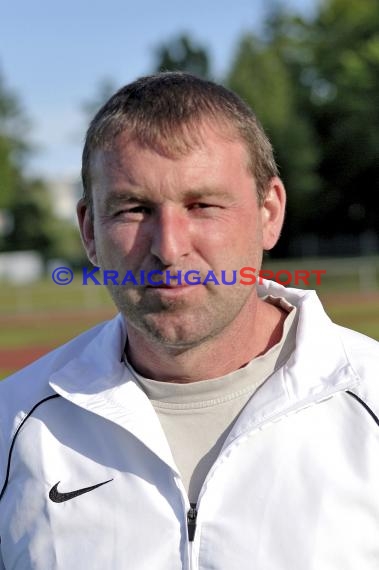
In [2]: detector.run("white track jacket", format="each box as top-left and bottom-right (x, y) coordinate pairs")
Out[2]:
(1, 281), (379, 569)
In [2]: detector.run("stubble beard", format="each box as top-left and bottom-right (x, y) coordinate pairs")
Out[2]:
(106, 281), (255, 351)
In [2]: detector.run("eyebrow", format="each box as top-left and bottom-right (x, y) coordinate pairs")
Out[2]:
(182, 188), (233, 201)
(103, 187), (234, 210)
(104, 192), (150, 210)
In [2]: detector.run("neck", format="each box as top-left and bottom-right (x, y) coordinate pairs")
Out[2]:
(125, 297), (287, 383)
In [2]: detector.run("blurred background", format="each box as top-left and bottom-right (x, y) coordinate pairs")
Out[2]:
(1, 0), (378, 378)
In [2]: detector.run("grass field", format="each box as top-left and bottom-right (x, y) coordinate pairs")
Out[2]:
(0, 272), (378, 379)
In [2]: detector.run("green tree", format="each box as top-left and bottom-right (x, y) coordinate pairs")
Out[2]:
(0, 71), (29, 210)
(226, 0), (379, 254)
(226, 22), (320, 256)
(3, 178), (57, 260)
(0, 68), (63, 260)
(154, 34), (211, 78)
(298, 0), (379, 237)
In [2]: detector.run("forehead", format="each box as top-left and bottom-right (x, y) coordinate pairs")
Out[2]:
(90, 122), (251, 188)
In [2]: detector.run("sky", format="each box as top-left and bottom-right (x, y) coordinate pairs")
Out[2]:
(1, 0), (317, 179)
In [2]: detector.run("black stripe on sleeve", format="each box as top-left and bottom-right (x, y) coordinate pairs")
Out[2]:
(346, 390), (379, 429)
(0, 394), (61, 502)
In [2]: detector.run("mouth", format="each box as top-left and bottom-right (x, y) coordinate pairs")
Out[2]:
(145, 271), (194, 289)
(145, 283), (200, 295)
(147, 283), (191, 289)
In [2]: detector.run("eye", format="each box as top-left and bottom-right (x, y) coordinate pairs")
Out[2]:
(114, 205), (152, 218)
(126, 206), (151, 214)
(187, 202), (224, 216)
(187, 203), (216, 210)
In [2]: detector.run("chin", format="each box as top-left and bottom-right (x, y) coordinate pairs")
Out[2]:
(138, 313), (214, 350)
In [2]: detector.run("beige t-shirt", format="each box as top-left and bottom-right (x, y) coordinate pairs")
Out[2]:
(125, 297), (297, 503)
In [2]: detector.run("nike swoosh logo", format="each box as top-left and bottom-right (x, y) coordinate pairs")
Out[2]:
(49, 479), (113, 503)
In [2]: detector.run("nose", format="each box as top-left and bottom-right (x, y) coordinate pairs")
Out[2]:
(150, 206), (191, 266)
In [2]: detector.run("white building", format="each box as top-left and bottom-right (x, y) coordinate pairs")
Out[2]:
(46, 177), (83, 224)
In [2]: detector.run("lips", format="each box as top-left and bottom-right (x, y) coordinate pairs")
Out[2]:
(145, 271), (190, 288)
(146, 283), (193, 289)
(139, 268), (205, 289)
(145, 280), (199, 296)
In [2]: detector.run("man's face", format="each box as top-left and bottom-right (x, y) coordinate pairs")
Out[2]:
(78, 123), (285, 349)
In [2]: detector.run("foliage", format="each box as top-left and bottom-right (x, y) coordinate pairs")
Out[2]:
(226, 26), (321, 256)
(226, 0), (379, 254)
(2, 178), (57, 260)
(0, 73), (30, 210)
(298, 0), (379, 236)
(0, 69), (77, 262)
(154, 34), (211, 78)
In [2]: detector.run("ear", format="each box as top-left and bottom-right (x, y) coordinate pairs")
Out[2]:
(77, 198), (98, 266)
(260, 177), (286, 250)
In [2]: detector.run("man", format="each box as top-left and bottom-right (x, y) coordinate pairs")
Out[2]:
(0, 72), (379, 569)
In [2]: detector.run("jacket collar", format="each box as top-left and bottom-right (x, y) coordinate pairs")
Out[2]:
(49, 282), (360, 470)
(224, 281), (360, 445)
(49, 314), (178, 472)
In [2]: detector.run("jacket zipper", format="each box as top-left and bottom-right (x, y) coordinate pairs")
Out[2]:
(187, 503), (197, 542)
